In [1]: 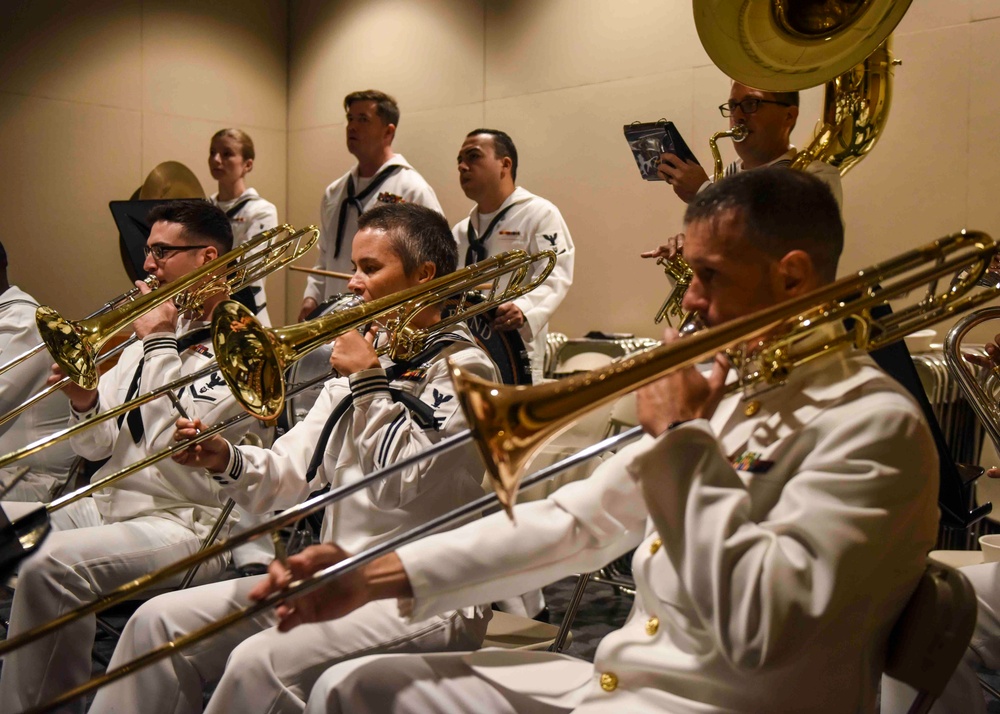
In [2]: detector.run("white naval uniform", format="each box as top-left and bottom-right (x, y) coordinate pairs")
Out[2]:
(453, 186), (574, 382)
(706, 147), (844, 208)
(304, 154), (443, 305)
(0, 320), (253, 714)
(0, 285), (75, 501)
(210, 188), (279, 326)
(88, 324), (496, 714)
(306, 340), (939, 714)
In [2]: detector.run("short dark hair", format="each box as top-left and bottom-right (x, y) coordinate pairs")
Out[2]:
(146, 200), (234, 253)
(774, 90), (799, 107)
(344, 90), (400, 127)
(684, 168), (843, 281)
(466, 129), (519, 182)
(211, 128), (255, 160)
(357, 203), (457, 278)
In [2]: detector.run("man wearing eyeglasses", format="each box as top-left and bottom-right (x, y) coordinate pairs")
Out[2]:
(0, 200), (260, 714)
(657, 82), (843, 207)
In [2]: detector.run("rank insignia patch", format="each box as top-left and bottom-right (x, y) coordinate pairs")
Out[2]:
(398, 367), (428, 382)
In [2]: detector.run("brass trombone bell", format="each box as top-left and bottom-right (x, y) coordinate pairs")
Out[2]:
(213, 249), (558, 420)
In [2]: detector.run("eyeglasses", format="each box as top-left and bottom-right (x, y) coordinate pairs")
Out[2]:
(718, 98), (792, 117)
(143, 244), (210, 260)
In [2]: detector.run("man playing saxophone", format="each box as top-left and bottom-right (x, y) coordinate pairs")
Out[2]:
(88, 203), (498, 714)
(0, 200), (256, 713)
(254, 169), (937, 714)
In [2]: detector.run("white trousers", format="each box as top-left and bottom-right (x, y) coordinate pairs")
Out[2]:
(881, 561), (1000, 714)
(87, 576), (491, 714)
(0, 499), (227, 714)
(304, 650), (587, 714)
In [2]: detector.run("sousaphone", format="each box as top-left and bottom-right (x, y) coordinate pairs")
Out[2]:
(694, 0), (911, 176)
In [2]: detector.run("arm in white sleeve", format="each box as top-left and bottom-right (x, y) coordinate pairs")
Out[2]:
(216, 379), (350, 513)
(354, 346), (495, 510)
(66, 346), (133, 461)
(399, 440), (651, 620)
(400, 176), (444, 216)
(304, 193), (333, 304)
(0, 304), (50, 438)
(511, 205), (574, 339)
(630, 396), (936, 670)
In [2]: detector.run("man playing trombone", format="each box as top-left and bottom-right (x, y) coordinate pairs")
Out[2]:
(88, 203), (498, 714)
(254, 170), (937, 714)
(0, 201), (257, 713)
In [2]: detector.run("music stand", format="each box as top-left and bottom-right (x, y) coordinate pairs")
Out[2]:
(109, 199), (181, 282)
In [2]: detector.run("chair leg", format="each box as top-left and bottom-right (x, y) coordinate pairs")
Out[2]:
(549, 572), (593, 653)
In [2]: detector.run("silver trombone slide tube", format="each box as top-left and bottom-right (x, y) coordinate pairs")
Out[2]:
(944, 306), (1000, 454)
(0, 362), (217, 472)
(0, 335), (138, 431)
(25, 425), (643, 713)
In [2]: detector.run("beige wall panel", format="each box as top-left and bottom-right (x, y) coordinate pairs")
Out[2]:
(485, 0), (709, 101)
(288, 0), (485, 132)
(0, 94), (141, 312)
(143, 0), (287, 129)
(393, 102), (487, 225)
(896, 0), (972, 33)
(967, 18), (1000, 240)
(485, 71), (697, 340)
(285, 124), (352, 321)
(972, 0), (1000, 21)
(838, 25), (970, 278)
(0, 1), (141, 110)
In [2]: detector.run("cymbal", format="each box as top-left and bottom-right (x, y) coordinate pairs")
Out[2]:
(137, 161), (206, 200)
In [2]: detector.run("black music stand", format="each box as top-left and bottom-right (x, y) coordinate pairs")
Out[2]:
(109, 199), (180, 282)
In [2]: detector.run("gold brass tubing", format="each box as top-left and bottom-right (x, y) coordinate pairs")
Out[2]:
(708, 125), (748, 182)
(452, 230), (999, 513)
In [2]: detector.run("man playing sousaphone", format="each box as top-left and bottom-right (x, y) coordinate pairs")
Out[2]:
(0, 201), (259, 713)
(88, 203), (499, 714)
(249, 170), (937, 714)
(645, 81), (844, 265)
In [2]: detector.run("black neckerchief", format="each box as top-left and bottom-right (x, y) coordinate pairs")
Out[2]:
(464, 203), (518, 266)
(334, 165), (404, 258)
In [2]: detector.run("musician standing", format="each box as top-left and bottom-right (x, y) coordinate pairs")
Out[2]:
(88, 203), (497, 714)
(0, 241), (76, 501)
(258, 170), (937, 714)
(298, 90), (443, 321)
(658, 82), (843, 207)
(453, 129), (574, 382)
(208, 128), (279, 326)
(0, 201), (253, 714)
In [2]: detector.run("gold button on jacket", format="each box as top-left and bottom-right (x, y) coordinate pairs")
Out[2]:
(649, 537), (662, 555)
(645, 616), (659, 636)
(599, 672), (618, 692)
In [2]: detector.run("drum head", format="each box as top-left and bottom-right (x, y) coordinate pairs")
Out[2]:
(282, 294), (364, 429)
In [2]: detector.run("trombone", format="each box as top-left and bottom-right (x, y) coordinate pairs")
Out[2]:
(20, 227), (1000, 713)
(0, 224), (317, 430)
(0, 275), (157, 382)
(213, 249), (558, 419)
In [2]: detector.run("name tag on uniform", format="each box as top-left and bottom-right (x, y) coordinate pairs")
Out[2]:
(730, 450), (773, 473)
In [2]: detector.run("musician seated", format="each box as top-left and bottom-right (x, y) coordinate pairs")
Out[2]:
(88, 203), (498, 714)
(256, 169), (937, 714)
(0, 201), (258, 714)
(657, 81), (843, 207)
(0, 240), (76, 501)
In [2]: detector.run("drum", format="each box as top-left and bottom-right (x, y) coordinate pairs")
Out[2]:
(450, 294), (532, 387)
(282, 293), (364, 428)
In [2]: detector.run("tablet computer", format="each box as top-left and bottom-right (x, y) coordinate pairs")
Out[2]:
(624, 120), (700, 181)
